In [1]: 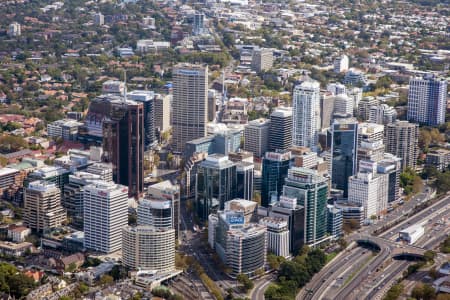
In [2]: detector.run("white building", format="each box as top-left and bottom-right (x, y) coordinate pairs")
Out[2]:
(122, 225), (175, 271)
(333, 55), (349, 73)
(348, 161), (388, 219)
(47, 119), (83, 141)
(93, 13), (104, 26)
(83, 181), (128, 253)
(208, 214), (219, 249)
(292, 80), (320, 150)
(8, 22), (21, 37)
(407, 74), (447, 126)
(136, 40), (171, 53)
(347, 87), (363, 109)
(244, 118), (270, 158)
(327, 83), (347, 96)
(333, 94), (354, 117)
(357, 122), (385, 145)
(259, 217), (290, 258)
(369, 104), (397, 125)
(398, 224), (424, 244)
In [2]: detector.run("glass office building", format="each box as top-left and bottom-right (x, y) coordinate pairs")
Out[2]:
(331, 119), (358, 197)
(196, 155), (237, 221)
(261, 151), (291, 207)
(283, 167), (329, 247)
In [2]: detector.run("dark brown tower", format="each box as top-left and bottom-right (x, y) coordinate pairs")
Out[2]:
(103, 100), (144, 199)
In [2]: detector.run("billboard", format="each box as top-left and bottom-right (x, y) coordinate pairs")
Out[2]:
(225, 212), (245, 225)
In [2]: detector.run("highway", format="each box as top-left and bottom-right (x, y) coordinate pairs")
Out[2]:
(296, 193), (450, 300)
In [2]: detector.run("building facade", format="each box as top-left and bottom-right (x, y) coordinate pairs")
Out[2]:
(407, 74), (447, 126)
(292, 80), (321, 150)
(283, 168), (329, 247)
(261, 151), (291, 207)
(196, 155), (237, 221)
(83, 181), (128, 253)
(24, 181), (66, 233)
(269, 107), (293, 151)
(244, 118), (270, 158)
(385, 121), (419, 170)
(122, 225), (175, 271)
(172, 64), (208, 153)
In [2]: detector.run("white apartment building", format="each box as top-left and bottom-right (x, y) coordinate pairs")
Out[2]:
(334, 94), (354, 117)
(327, 83), (347, 95)
(122, 225), (175, 271)
(259, 217), (290, 258)
(357, 122), (384, 145)
(292, 80), (320, 150)
(333, 54), (349, 73)
(8, 22), (21, 37)
(369, 104), (397, 125)
(244, 118), (270, 158)
(83, 181), (128, 253)
(24, 181), (66, 232)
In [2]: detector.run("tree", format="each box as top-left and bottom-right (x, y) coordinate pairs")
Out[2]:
(411, 283), (436, 300)
(382, 283), (403, 300)
(237, 273), (254, 292)
(99, 275), (114, 286)
(423, 250), (436, 262)
(267, 253), (285, 270)
(66, 262), (77, 272)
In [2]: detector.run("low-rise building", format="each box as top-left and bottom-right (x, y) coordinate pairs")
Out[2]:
(426, 149), (450, 171)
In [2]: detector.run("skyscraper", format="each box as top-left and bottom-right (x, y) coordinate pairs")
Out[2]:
(269, 107), (292, 151)
(83, 181), (128, 253)
(128, 90), (156, 151)
(196, 154), (237, 221)
(24, 181), (66, 233)
(385, 121), (419, 170)
(172, 64), (208, 153)
(261, 151), (291, 207)
(283, 167), (329, 247)
(236, 162), (254, 201)
(348, 161), (388, 219)
(292, 80), (320, 150)
(102, 99), (144, 199)
(244, 118), (270, 158)
(331, 118), (358, 197)
(122, 225), (175, 271)
(407, 74), (447, 126)
(138, 180), (180, 239)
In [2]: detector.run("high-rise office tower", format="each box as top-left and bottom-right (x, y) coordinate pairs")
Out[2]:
(407, 74), (447, 126)
(26, 166), (70, 196)
(83, 181), (128, 253)
(261, 151), (291, 207)
(269, 107), (292, 151)
(244, 118), (270, 158)
(196, 154), (237, 221)
(236, 162), (254, 201)
(154, 94), (171, 134)
(283, 167), (328, 247)
(128, 90), (156, 151)
(270, 196), (305, 254)
(24, 181), (66, 233)
(348, 161), (388, 219)
(347, 87), (363, 110)
(320, 92), (335, 130)
(292, 80), (320, 150)
(251, 48), (274, 73)
(85, 162), (113, 182)
(102, 99), (144, 199)
(172, 64), (208, 153)
(385, 121), (419, 170)
(369, 104), (397, 125)
(331, 118), (358, 197)
(138, 180), (180, 239)
(122, 225), (175, 271)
